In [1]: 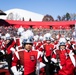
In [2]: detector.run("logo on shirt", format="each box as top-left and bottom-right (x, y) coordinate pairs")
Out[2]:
(30, 55), (35, 61)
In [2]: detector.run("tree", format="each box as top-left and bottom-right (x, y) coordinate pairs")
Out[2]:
(65, 13), (71, 21)
(62, 15), (66, 21)
(57, 15), (61, 21)
(42, 14), (54, 21)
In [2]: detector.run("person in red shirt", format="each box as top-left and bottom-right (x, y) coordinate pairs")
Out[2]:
(5, 33), (16, 75)
(51, 41), (75, 75)
(40, 33), (55, 75)
(11, 30), (45, 75)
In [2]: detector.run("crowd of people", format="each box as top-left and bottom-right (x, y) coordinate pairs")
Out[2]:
(0, 25), (76, 75)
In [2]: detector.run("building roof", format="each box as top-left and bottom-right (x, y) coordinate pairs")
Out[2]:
(0, 8), (44, 21)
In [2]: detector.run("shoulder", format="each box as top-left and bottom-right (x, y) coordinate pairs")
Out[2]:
(53, 49), (60, 54)
(66, 49), (72, 53)
(32, 50), (43, 58)
(17, 49), (25, 53)
(14, 49), (25, 59)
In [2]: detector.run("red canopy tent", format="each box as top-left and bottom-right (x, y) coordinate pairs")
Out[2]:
(13, 24), (30, 28)
(52, 25), (70, 30)
(5, 20), (76, 29)
(5, 20), (76, 25)
(32, 25), (50, 29)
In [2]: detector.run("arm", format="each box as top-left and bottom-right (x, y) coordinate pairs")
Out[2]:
(11, 52), (22, 75)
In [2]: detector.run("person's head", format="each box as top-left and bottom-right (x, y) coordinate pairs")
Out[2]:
(5, 39), (11, 44)
(22, 36), (34, 51)
(59, 42), (66, 50)
(46, 37), (51, 44)
(21, 30), (34, 51)
(44, 33), (51, 44)
(5, 33), (11, 44)
(24, 43), (33, 51)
